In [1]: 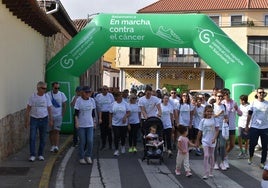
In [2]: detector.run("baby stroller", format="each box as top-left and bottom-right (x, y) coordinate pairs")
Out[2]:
(142, 117), (164, 165)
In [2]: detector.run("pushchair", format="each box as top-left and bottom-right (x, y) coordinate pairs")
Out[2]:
(142, 117), (164, 165)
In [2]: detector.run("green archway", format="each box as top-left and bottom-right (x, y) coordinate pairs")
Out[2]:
(46, 14), (260, 133)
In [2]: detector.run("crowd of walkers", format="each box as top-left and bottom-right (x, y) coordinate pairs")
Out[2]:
(25, 81), (268, 182)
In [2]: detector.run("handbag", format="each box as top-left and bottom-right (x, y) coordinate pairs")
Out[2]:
(222, 122), (229, 140)
(51, 91), (60, 108)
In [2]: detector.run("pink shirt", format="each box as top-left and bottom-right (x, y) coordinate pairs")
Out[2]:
(178, 136), (189, 154)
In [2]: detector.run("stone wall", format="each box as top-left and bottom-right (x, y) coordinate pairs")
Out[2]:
(0, 109), (28, 160)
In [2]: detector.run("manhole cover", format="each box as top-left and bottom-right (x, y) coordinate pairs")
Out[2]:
(0, 167), (29, 176)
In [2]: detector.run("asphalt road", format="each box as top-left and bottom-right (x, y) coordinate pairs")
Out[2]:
(50, 130), (264, 188)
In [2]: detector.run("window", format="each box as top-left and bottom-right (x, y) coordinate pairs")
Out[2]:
(209, 15), (220, 26)
(231, 15), (243, 26)
(159, 48), (169, 57)
(248, 36), (268, 66)
(175, 48), (198, 57)
(129, 48), (142, 65)
(265, 15), (268, 26)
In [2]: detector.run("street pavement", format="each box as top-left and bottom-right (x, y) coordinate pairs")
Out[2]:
(0, 131), (265, 188)
(0, 134), (72, 188)
(51, 132), (265, 188)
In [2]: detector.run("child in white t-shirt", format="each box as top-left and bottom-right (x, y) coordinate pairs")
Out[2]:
(197, 105), (219, 179)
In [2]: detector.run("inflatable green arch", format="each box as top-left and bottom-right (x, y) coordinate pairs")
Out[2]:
(46, 14), (260, 133)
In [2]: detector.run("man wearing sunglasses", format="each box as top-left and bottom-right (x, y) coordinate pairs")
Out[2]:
(246, 87), (268, 169)
(25, 81), (53, 162)
(47, 82), (67, 153)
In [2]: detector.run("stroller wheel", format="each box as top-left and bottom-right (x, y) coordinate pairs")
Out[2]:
(147, 159), (150, 165)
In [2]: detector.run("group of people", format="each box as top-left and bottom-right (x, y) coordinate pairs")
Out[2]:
(24, 82), (268, 183)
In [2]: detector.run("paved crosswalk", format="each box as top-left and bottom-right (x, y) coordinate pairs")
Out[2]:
(86, 157), (263, 188)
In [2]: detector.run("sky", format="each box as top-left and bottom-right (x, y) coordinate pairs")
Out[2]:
(61, 0), (158, 19)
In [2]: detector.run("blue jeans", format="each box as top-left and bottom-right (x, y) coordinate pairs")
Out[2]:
(29, 116), (48, 156)
(214, 131), (226, 163)
(78, 127), (94, 159)
(249, 127), (268, 163)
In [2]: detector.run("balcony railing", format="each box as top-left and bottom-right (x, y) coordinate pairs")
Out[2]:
(158, 55), (200, 67)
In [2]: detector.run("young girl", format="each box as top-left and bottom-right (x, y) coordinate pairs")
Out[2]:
(197, 105), (219, 179)
(175, 126), (195, 177)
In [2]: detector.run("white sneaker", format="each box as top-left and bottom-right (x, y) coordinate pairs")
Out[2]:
(114, 150), (120, 156)
(38, 156), (44, 161)
(29, 156), (35, 162)
(224, 159), (230, 169)
(220, 162), (227, 171)
(214, 163), (219, 170)
(86, 157), (92, 164)
(50, 146), (55, 152)
(54, 146), (59, 153)
(121, 146), (126, 154)
(79, 159), (87, 164)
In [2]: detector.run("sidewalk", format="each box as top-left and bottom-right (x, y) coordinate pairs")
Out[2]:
(0, 134), (72, 188)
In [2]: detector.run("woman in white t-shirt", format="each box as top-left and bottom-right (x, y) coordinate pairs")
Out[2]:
(128, 94), (141, 153)
(74, 86), (96, 165)
(197, 105), (219, 179)
(110, 91), (130, 156)
(176, 92), (194, 128)
(160, 94), (174, 156)
(213, 91), (228, 171)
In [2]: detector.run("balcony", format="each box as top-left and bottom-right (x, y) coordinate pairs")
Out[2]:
(158, 55), (200, 67)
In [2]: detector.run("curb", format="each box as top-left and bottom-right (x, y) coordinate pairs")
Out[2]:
(38, 135), (73, 188)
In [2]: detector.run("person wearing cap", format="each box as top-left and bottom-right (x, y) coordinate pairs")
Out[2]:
(95, 85), (115, 150)
(74, 86), (96, 164)
(71, 86), (82, 146)
(47, 82), (67, 153)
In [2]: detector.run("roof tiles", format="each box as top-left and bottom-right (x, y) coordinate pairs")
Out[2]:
(138, 0), (268, 13)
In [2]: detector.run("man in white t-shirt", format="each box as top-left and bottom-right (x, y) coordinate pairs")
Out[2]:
(25, 81), (53, 162)
(47, 82), (67, 153)
(138, 85), (162, 120)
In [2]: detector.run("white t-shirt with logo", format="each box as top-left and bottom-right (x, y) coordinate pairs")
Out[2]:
(177, 103), (194, 126)
(138, 96), (161, 119)
(213, 103), (227, 130)
(74, 97), (96, 128)
(198, 118), (219, 147)
(95, 93), (115, 112)
(110, 101), (130, 126)
(238, 103), (250, 128)
(193, 105), (205, 129)
(47, 91), (67, 117)
(128, 103), (141, 124)
(249, 99), (268, 129)
(160, 103), (173, 129)
(28, 93), (52, 118)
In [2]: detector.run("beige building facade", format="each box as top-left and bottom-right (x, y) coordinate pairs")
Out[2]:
(116, 0), (268, 92)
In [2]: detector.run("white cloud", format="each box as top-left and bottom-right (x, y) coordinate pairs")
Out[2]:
(61, 0), (158, 19)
